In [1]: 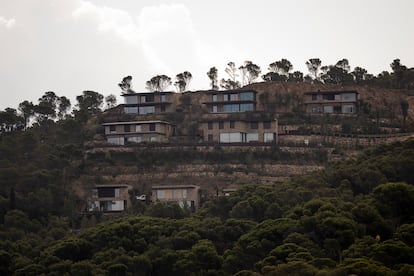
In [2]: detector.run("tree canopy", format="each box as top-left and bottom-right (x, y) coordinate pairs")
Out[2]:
(146, 75), (172, 92)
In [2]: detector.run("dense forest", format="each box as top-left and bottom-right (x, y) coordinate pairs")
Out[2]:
(0, 108), (413, 274)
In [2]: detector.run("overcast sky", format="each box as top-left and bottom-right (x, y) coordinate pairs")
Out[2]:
(1, 0), (413, 110)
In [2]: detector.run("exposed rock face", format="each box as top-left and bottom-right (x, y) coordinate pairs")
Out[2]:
(84, 163), (323, 198)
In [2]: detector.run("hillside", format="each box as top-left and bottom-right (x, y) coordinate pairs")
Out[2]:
(246, 82), (412, 109)
(1, 82), (414, 274)
(244, 82), (414, 127)
(0, 139), (413, 275)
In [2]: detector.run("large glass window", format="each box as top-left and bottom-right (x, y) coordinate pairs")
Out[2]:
(240, 92), (254, 101)
(125, 96), (138, 104)
(232, 104), (240, 112)
(323, 106), (334, 113)
(107, 137), (124, 145)
(98, 187), (115, 198)
(139, 106), (155, 114)
(246, 133), (259, 142)
(161, 94), (166, 102)
(334, 106), (342, 113)
(136, 125), (142, 132)
(212, 105), (218, 113)
(230, 94), (238, 101)
(240, 103), (254, 112)
(156, 190), (165, 199)
(342, 104), (355, 113)
(212, 94), (217, 102)
(342, 93), (356, 102)
(146, 94), (154, 102)
(220, 133), (243, 143)
(322, 94), (335, 100)
(223, 103), (254, 112)
(127, 136), (141, 143)
(223, 104), (233, 112)
(124, 107), (138, 114)
(264, 133), (275, 142)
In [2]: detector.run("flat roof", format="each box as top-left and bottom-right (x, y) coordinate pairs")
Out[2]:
(205, 89), (257, 95)
(102, 120), (173, 126)
(95, 184), (129, 188)
(304, 90), (358, 95)
(121, 91), (175, 96)
(152, 185), (200, 189)
(222, 188), (238, 192)
(199, 117), (276, 123)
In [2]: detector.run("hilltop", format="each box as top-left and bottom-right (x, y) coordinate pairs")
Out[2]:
(245, 81), (413, 120)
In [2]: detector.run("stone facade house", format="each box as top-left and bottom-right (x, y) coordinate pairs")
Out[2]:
(102, 120), (174, 145)
(87, 184), (130, 212)
(304, 90), (358, 114)
(151, 185), (200, 210)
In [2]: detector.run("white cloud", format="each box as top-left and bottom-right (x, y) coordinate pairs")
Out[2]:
(71, 1), (211, 88)
(72, 1), (139, 44)
(138, 3), (195, 40)
(0, 16), (16, 29)
(137, 3), (199, 74)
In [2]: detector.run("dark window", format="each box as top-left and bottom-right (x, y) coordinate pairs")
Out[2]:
(322, 94), (335, 100)
(219, 121), (224, 129)
(230, 94), (238, 101)
(263, 121), (271, 129)
(146, 94), (154, 102)
(334, 106), (342, 113)
(98, 188), (115, 198)
(230, 121), (235, 128)
(208, 134), (213, 142)
(149, 123), (156, 131)
(124, 125), (130, 132)
(311, 94), (317, 101)
(251, 122), (258, 129)
(161, 105), (166, 112)
(208, 122), (213, 130)
(223, 104), (239, 112)
(240, 103), (254, 112)
(109, 125), (116, 132)
(240, 92), (254, 101)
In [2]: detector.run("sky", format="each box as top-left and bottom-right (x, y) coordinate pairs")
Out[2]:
(0, 0), (413, 110)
